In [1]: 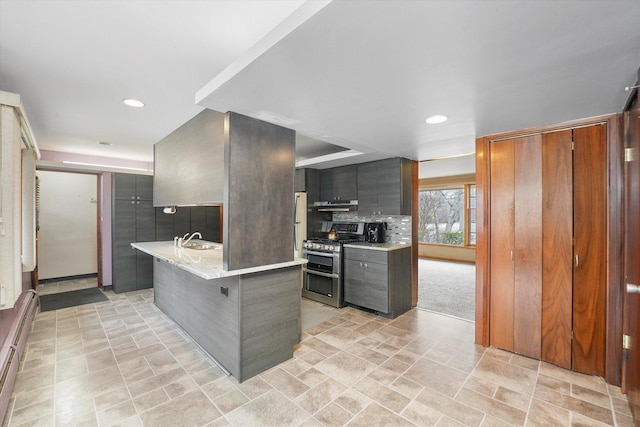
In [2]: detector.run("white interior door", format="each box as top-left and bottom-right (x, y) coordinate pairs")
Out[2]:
(37, 171), (97, 280)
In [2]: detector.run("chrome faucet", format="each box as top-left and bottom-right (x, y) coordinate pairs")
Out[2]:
(182, 232), (202, 247)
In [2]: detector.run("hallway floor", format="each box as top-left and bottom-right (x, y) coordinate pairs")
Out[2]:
(36, 276), (98, 296)
(3, 288), (632, 426)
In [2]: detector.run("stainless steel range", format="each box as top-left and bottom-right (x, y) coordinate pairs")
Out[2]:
(302, 222), (365, 308)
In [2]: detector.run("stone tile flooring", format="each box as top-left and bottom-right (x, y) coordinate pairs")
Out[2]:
(36, 276), (98, 295)
(3, 289), (633, 426)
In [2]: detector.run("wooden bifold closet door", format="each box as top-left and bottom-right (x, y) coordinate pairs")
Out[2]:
(489, 135), (542, 359)
(541, 125), (607, 376)
(572, 125), (607, 376)
(541, 130), (574, 369)
(490, 124), (607, 377)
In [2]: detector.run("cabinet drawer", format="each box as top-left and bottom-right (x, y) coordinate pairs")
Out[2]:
(344, 247), (387, 264)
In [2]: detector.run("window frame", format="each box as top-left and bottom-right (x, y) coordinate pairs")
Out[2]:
(418, 174), (476, 249)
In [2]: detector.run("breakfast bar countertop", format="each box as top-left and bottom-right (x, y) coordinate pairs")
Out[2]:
(131, 240), (307, 280)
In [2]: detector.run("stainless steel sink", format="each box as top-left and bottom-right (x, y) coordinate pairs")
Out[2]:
(182, 242), (218, 250)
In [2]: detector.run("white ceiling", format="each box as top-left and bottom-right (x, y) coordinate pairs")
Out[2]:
(1, 0), (639, 170)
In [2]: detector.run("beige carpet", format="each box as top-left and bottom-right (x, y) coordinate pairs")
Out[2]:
(417, 258), (476, 321)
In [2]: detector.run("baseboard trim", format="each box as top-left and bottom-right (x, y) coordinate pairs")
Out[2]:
(38, 273), (98, 284)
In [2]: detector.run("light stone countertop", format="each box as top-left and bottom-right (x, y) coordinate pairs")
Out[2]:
(131, 240), (307, 280)
(342, 242), (411, 251)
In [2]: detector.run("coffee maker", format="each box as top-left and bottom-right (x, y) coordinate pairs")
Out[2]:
(365, 222), (386, 243)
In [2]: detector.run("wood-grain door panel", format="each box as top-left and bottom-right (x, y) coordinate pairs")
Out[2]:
(490, 140), (515, 351)
(541, 130), (573, 369)
(572, 125), (607, 377)
(513, 135), (542, 359)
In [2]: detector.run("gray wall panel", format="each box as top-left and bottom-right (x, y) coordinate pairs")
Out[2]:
(153, 259), (241, 377)
(224, 112), (295, 270)
(154, 109), (226, 207)
(239, 267), (300, 380)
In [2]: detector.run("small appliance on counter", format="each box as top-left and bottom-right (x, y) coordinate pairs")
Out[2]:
(365, 222), (386, 243)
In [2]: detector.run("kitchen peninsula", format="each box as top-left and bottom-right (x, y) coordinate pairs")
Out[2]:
(133, 241), (306, 382)
(140, 109), (301, 382)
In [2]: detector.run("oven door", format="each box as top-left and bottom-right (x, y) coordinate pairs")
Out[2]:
(302, 268), (343, 308)
(305, 252), (335, 274)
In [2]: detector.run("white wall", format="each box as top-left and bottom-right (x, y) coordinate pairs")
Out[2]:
(419, 154), (475, 179)
(37, 171), (97, 280)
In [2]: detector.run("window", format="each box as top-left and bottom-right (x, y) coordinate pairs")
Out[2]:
(418, 179), (476, 247)
(467, 184), (476, 245)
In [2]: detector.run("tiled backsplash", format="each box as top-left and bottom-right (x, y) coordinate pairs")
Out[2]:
(332, 212), (412, 245)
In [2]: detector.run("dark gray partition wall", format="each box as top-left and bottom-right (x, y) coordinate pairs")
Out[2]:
(153, 109), (296, 271)
(223, 112), (295, 270)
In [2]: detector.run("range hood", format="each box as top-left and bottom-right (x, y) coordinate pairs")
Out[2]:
(312, 200), (358, 212)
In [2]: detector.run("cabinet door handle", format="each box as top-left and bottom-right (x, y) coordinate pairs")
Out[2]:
(364, 263), (368, 268)
(510, 250), (513, 261)
(360, 262), (363, 267)
(575, 254), (579, 267)
(131, 201), (135, 204)
(131, 196), (135, 200)
(627, 283), (640, 294)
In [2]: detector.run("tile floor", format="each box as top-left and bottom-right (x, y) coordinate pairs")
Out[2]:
(36, 276), (98, 296)
(3, 288), (634, 427)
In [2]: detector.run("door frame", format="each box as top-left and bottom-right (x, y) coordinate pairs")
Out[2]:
(35, 167), (103, 287)
(475, 113), (624, 386)
(621, 67), (639, 421)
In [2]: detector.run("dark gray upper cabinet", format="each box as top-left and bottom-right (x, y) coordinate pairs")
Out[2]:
(357, 158), (412, 215)
(319, 165), (357, 201)
(294, 168), (306, 193)
(294, 168), (320, 203)
(113, 173), (153, 201)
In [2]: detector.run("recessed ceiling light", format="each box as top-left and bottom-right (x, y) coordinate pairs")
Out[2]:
(123, 98), (145, 108)
(425, 115), (448, 124)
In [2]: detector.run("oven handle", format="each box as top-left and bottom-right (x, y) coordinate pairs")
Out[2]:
(304, 250), (339, 258)
(303, 268), (339, 279)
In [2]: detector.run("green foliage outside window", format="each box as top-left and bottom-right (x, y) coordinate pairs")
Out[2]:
(418, 185), (476, 247)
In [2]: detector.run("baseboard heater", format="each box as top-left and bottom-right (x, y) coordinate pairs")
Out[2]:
(0, 290), (39, 422)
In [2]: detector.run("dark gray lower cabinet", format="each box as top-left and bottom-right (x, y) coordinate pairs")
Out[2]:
(344, 246), (411, 318)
